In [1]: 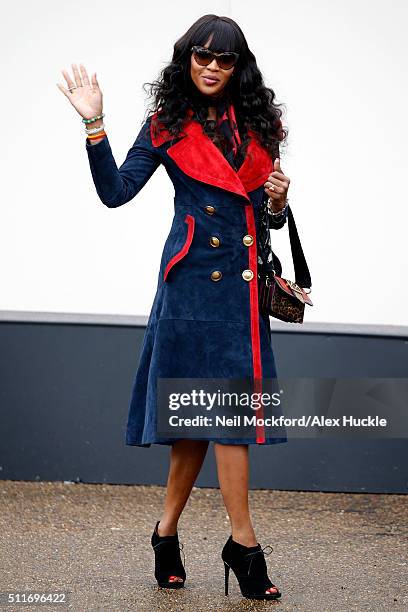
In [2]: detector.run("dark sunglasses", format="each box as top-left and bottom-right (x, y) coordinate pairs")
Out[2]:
(191, 45), (239, 70)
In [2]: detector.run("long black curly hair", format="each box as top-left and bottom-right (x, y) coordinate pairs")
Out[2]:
(142, 14), (288, 160)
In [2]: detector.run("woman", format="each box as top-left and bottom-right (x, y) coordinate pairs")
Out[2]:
(57, 13), (290, 601)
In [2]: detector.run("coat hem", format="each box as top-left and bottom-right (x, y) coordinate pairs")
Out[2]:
(125, 437), (288, 447)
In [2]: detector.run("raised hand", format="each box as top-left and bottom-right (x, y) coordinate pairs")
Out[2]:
(57, 63), (103, 120)
(264, 158), (290, 213)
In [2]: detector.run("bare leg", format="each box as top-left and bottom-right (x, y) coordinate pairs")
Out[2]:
(158, 439), (209, 535)
(214, 442), (278, 595)
(214, 443), (256, 546)
(155, 439), (209, 583)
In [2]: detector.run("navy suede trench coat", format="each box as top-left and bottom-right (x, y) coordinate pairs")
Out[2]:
(85, 108), (289, 447)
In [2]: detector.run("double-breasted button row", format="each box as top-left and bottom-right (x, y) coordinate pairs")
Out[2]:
(242, 236), (254, 279)
(204, 206), (254, 282)
(242, 234), (254, 280)
(205, 205), (220, 279)
(211, 269), (254, 282)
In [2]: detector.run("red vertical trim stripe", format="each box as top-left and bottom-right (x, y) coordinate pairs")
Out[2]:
(244, 204), (265, 444)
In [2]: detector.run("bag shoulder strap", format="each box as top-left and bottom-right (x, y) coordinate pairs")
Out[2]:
(286, 204), (312, 289)
(270, 149), (312, 289)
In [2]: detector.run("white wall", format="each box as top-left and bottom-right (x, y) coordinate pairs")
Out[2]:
(1, 0), (406, 324)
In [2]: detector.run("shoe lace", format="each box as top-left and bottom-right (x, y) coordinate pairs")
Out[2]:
(244, 544), (274, 576)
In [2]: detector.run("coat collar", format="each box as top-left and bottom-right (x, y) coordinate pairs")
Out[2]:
(150, 109), (273, 203)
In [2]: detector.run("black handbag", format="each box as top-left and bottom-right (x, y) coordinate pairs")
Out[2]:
(258, 203), (313, 323)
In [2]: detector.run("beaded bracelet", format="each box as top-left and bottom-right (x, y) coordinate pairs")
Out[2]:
(85, 123), (105, 135)
(267, 197), (289, 217)
(83, 113), (106, 142)
(82, 113), (105, 124)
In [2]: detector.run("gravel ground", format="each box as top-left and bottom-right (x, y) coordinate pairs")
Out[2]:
(0, 480), (407, 611)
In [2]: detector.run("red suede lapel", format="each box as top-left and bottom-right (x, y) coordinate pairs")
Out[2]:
(150, 110), (273, 202)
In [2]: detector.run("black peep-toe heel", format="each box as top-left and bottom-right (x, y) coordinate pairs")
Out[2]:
(221, 535), (281, 600)
(151, 520), (186, 589)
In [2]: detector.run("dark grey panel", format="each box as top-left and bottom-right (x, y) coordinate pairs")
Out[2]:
(0, 315), (407, 493)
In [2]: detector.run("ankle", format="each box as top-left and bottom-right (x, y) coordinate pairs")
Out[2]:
(157, 519), (178, 537)
(231, 529), (258, 548)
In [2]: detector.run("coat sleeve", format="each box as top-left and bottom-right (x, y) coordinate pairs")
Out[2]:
(85, 115), (161, 208)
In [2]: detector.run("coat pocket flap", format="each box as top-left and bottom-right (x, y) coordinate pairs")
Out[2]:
(163, 214), (195, 282)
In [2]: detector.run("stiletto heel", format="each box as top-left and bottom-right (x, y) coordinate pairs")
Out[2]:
(221, 535), (281, 600)
(224, 561), (230, 596)
(151, 520), (186, 589)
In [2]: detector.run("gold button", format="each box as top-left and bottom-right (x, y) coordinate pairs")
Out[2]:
(211, 270), (222, 281)
(242, 269), (254, 281)
(243, 234), (254, 246)
(204, 205), (216, 215)
(209, 236), (220, 247)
